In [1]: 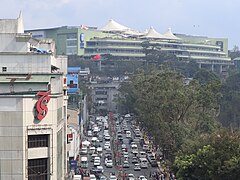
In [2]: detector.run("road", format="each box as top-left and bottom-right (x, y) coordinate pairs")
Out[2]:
(77, 115), (159, 180)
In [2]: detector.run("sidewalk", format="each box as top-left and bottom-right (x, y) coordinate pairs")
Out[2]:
(143, 137), (164, 173)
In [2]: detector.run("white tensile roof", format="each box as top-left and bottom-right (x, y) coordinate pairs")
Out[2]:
(163, 28), (180, 40)
(142, 26), (165, 39)
(101, 19), (129, 32)
(123, 29), (145, 37)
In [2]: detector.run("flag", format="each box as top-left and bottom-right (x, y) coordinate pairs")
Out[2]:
(80, 25), (89, 30)
(91, 54), (101, 60)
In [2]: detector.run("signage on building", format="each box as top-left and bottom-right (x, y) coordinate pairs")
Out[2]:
(35, 90), (51, 120)
(80, 33), (84, 49)
(67, 133), (73, 143)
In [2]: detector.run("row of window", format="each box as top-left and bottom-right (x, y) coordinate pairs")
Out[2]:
(95, 91), (108, 95)
(85, 49), (142, 54)
(28, 158), (48, 180)
(28, 135), (49, 148)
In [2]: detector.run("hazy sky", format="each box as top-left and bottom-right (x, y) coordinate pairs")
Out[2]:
(1, 0), (239, 48)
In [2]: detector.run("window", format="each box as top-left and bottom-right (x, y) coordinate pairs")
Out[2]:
(28, 158), (49, 180)
(95, 91), (107, 95)
(2, 67), (7, 72)
(67, 33), (77, 39)
(28, 134), (49, 148)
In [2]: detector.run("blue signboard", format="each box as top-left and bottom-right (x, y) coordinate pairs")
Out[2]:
(80, 33), (84, 49)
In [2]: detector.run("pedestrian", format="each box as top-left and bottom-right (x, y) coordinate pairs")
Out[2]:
(149, 171), (152, 178)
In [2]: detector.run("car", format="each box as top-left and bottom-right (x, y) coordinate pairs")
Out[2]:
(91, 154), (98, 162)
(109, 175), (117, 180)
(98, 134), (103, 142)
(97, 166), (104, 173)
(123, 160), (130, 168)
(138, 151), (146, 158)
(94, 159), (101, 166)
(80, 147), (88, 155)
(123, 152), (129, 159)
(128, 174), (135, 180)
(90, 174), (97, 180)
(150, 160), (158, 167)
(89, 146), (96, 155)
(132, 157), (138, 164)
(88, 130), (93, 137)
(122, 144), (127, 150)
(104, 142), (111, 150)
(134, 163), (141, 171)
(142, 144), (149, 151)
(105, 134), (111, 141)
(139, 175), (147, 180)
(100, 175), (107, 180)
(105, 159), (113, 168)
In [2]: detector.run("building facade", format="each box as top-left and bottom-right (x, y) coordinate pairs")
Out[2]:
(26, 20), (234, 73)
(0, 14), (68, 179)
(88, 81), (119, 114)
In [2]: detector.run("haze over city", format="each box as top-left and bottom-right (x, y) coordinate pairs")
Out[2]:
(1, 0), (239, 48)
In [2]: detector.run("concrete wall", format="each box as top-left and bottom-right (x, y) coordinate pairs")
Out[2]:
(0, 34), (29, 52)
(0, 54), (51, 73)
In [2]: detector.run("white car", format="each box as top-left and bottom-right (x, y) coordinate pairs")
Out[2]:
(122, 144), (127, 149)
(90, 174), (97, 180)
(139, 175), (147, 180)
(128, 174), (135, 180)
(97, 166), (104, 173)
(109, 175), (117, 180)
(104, 142), (111, 150)
(94, 159), (101, 166)
(134, 163), (141, 171)
(80, 147), (88, 155)
(105, 159), (113, 168)
(123, 152), (129, 158)
(105, 134), (110, 141)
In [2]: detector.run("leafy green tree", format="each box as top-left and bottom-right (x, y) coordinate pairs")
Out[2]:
(219, 73), (240, 128)
(117, 68), (221, 162)
(174, 130), (240, 180)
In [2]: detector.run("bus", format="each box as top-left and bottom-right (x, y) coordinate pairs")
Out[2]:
(139, 158), (148, 168)
(80, 157), (88, 169)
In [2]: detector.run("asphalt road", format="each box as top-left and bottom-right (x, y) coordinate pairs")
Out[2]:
(84, 116), (159, 180)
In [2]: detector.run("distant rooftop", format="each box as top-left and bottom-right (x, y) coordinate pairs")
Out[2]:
(0, 12), (24, 33)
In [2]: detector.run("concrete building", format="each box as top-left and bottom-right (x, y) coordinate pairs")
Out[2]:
(26, 19), (234, 73)
(88, 81), (119, 114)
(0, 13), (68, 179)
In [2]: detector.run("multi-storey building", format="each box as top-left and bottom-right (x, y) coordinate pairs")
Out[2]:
(0, 13), (68, 179)
(26, 19), (233, 73)
(88, 81), (119, 114)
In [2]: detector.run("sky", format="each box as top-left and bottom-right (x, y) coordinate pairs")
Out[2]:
(1, 0), (239, 49)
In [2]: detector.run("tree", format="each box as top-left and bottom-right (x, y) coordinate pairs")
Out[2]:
(219, 73), (240, 128)
(117, 68), (220, 161)
(174, 130), (240, 180)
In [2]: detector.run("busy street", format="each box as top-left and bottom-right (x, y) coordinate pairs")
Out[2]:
(72, 113), (162, 180)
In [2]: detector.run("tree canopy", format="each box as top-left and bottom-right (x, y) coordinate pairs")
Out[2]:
(174, 130), (240, 180)
(117, 69), (220, 161)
